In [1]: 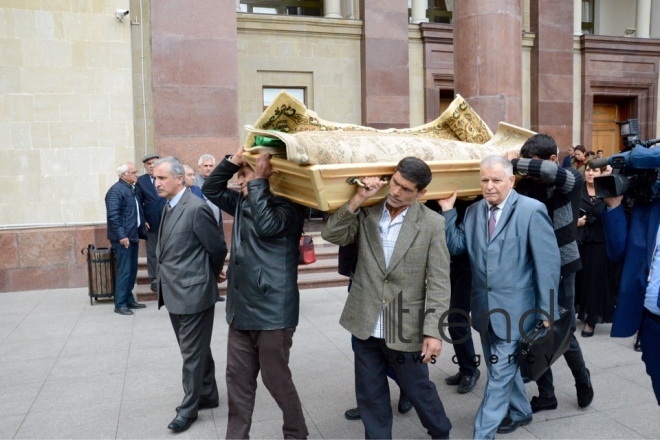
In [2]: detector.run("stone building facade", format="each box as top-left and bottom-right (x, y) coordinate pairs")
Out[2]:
(2, 0), (660, 292)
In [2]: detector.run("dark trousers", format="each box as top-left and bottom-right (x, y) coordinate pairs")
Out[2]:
(448, 260), (478, 375)
(145, 229), (159, 282)
(353, 337), (451, 439)
(111, 240), (138, 309)
(536, 273), (589, 398)
(226, 326), (308, 439)
(640, 309), (660, 405)
(169, 305), (218, 418)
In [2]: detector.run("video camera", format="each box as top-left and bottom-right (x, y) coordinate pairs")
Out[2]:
(590, 118), (660, 206)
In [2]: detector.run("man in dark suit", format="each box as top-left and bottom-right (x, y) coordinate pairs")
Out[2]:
(440, 155), (560, 439)
(322, 157), (453, 439)
(135, 153), (167, 292)
(153, 156), (227, 433)
(104, 161), (147, 316)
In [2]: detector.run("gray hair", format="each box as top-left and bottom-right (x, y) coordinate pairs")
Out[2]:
(481, 155), (513, 177)
(154, 156), (185, 179)
(117, 162), (130, 177)
(198, 154), (216, 167)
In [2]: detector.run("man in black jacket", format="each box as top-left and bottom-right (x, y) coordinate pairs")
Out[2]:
(512, 134), (594, 414)
(104, 162), (147, 315)
(202, 147), (308, 439)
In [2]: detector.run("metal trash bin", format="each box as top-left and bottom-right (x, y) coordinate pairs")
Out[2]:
(81, 245), (115, 305)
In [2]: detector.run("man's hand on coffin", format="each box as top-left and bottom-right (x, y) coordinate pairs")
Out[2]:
(505, 150), (520, 161)
(254, 153), (275, 180)
(437, 190), (458, 212)
(348, 176), (385, 213)
(230, 146), (246, 167)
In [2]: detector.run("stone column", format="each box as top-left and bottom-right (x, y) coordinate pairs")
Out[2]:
(410, 0), (428, 24)
(574, 0), (582, 35)
(151, 0), (239, 165)
(360, 0), (410, 129)
(529, 0), (574, 148)
(453, 0), (522, 130)
(324, 0), (342, 18)
(636, 0), (651, 38)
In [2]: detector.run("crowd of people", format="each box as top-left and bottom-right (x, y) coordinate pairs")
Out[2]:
(102, 134), (660, 438)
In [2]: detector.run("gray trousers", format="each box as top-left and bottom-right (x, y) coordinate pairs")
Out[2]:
(145, 229), (158, 282)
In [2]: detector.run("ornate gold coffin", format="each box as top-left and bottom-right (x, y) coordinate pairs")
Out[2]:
(242, 90), (535, 211)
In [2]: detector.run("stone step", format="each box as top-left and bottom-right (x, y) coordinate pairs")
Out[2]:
(135, 270), (348, 302)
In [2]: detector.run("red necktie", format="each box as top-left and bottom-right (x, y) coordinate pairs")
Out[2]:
(488, 206), (498, 238)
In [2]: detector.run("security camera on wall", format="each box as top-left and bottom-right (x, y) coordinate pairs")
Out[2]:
(116, 9), (129, 22)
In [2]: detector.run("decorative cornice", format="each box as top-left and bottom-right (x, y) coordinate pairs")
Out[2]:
(580, 34), (660, 56)
(237, 13), (362, 39)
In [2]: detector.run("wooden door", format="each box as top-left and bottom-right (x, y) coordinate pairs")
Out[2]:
(592, 104), (622, 156)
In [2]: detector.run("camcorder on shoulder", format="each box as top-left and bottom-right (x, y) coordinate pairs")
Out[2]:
(590, 118), (660, 208)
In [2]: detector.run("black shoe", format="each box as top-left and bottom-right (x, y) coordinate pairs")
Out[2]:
(167, 414), (197, 432)
(176, 400), (219, 413)
(530, 395), (558, 413)
(576, 369), (594, 408)
(150, 281), (157, 292)
(127, 302), (146, 309)
(445, 371), (462, 386)
(457, 369), (480, 394)
(496, 415), (532, 434)
(114, 307), (133, 316)
(581, 324), (595, 337)
(634, 336), (642, 352)
(398, 394), (413, 414)
(344, 407), (360, 421)
(217, 296), (226, 302)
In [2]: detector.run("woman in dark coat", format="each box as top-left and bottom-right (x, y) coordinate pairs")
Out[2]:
(575, 166), (618, 336)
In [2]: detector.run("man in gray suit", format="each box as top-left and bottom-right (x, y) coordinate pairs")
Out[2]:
(440, 155), (560, 439)
(322, 157), (453, 439)
(153, 156), (227, 433)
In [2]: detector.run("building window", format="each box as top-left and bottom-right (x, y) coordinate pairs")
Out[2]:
(582, 0), (594, 34)
(263, 87), (306, 110)
(408, 0), (453, 24)
(239, 1), (323, 17)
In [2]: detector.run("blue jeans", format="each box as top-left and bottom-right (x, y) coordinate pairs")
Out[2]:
(111, 240), (138, 309)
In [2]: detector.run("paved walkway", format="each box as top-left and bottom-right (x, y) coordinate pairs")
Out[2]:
(0, 286), (657, 439)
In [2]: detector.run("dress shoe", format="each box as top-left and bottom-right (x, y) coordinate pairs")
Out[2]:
(150, 281), (157, 292)
(457, 369), (480, 394)
(576, 368), (594, 408)
(530, 395), (558, 413)
(344, 407), (360, 420)
(127, 302), (146, 309)
(167, 414), (197, 433)
(496, 415), (532, 434)
(581, 324), (595, 337)
(114, 307), (133, 316)
(217, 296), (226, 302)
(445, 371), (462, 386)
(634, 336), (642, 352)
(397, 393), (413, 414)
(176, 400), (219, 413)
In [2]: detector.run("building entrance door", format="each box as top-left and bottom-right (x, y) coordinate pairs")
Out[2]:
(592, 104), (622, 156)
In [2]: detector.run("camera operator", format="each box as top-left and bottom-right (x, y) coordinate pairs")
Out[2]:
(601, 146), (660, 405)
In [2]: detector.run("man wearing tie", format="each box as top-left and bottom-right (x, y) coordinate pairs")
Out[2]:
(440, 155), (560, 439)
(154, 156), (227, 433)
(104, 162), (147, 315)
(135, 153), (167, 292)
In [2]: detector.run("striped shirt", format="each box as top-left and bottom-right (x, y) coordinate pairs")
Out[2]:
(371, 204), (408, 338)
